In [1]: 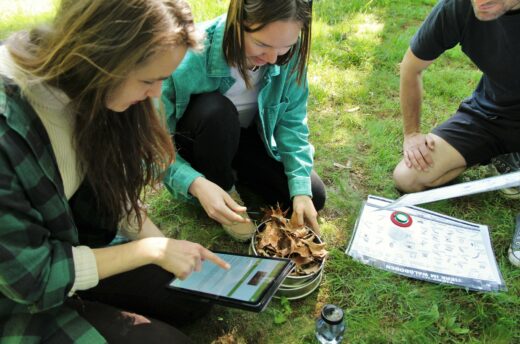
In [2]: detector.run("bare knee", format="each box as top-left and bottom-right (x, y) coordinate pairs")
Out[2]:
(392, 161), (427, 193)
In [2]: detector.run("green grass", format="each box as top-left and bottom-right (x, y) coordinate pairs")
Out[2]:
(2, 0), (519, 343)
(0, 0), (58, 38)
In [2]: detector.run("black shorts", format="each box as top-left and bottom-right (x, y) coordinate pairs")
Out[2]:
(432, 100), (520, 167)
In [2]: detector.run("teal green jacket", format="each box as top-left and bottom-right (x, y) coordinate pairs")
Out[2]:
(162, 16), (314, 201)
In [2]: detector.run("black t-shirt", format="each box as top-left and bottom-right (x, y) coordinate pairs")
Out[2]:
(411, 0), (520, 119)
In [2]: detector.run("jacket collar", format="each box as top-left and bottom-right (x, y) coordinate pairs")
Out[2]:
(0, 77), (32, 130)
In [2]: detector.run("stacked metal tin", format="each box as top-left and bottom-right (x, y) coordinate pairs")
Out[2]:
(249, 221), (325, 300)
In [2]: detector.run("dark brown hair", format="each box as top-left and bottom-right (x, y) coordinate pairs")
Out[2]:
(223, 0), (312, 88)
(7, 0), (201, 227)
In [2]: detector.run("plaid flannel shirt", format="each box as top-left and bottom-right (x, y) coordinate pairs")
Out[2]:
(0, 76), (108, 342)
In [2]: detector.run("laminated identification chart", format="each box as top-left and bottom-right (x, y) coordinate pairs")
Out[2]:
(346, 195), (506, 292)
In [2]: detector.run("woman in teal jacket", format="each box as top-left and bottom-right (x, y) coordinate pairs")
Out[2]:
(162, 0), (326, 240)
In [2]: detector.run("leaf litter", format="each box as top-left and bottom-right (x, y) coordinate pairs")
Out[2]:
(255, 206), (328, 276)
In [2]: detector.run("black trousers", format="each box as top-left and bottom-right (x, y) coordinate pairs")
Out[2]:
(174, 92), (326, 211)
(71, 265), (211, 343)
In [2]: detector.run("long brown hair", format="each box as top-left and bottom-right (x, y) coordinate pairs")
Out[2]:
(223, 0), (312, 88)
(6, 0), (201, 227)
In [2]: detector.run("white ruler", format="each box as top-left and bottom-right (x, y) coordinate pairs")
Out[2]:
(380, 171), (520, 211)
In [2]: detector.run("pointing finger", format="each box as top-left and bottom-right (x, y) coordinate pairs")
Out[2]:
(203, 250), (231, 270)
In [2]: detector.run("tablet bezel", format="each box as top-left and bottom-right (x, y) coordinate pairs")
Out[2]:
(166, 251), (295, 312)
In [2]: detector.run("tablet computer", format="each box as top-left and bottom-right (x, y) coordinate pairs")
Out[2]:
(166, 251), (294, 312)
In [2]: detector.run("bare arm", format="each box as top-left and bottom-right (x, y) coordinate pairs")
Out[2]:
(93, 237), (230, 280)
(92, 238), (156, 279)
(118, 208), (165, 240)
(400, 48), (436, 170)
(136, 215), (165, 238)
(92, 225), (230, 280)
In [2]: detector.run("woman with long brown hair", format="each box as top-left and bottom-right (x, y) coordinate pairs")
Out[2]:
(0, 0), (228, 342)
(162, 0), (326, 241)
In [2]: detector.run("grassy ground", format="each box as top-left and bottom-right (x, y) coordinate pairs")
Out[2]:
(2, 0), (519, 343)
(0, 0), (57, 38)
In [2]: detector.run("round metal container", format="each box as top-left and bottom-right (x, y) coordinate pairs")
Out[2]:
(275, 271), (323, 300)
(250, 220), (325, 300)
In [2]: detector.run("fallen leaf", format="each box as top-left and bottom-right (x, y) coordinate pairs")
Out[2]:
(255, 205), (328, 276)
(334, 160), (352, 170)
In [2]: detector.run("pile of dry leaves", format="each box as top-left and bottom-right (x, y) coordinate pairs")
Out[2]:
(255, 206), (328, 276)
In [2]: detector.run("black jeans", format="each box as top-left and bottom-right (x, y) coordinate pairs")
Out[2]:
(73, 265), (211, 343)
(174, 92), (326, 211)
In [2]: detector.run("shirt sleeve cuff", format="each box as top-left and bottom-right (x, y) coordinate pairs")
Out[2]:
(68, 246), (99, 296)
(288, 176), (312, 198)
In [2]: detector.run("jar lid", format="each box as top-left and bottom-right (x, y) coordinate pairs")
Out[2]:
(390, 211), (413, 227)
(321, 304), (344, 324)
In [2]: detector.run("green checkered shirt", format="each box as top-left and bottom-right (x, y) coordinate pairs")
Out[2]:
(0, 76), (107, 342)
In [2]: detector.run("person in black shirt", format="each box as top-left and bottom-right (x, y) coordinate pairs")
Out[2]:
(392, 0), (520, 266)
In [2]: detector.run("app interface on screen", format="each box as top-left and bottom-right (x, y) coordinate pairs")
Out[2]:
(169, 253), (287, 302)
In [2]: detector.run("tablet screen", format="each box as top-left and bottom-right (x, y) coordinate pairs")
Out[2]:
(168, 252), (291, 305)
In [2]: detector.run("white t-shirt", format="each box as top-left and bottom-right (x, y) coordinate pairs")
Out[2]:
(224, 66), (264, 128)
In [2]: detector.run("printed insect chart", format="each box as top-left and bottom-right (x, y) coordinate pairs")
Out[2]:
(346, 195), (506, 292)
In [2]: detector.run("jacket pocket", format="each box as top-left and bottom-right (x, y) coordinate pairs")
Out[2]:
(262, 100), (289, 132)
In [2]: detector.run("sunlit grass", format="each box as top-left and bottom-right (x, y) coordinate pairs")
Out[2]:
(0, 0), (55, 19)
(0, 0), (57, 38)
